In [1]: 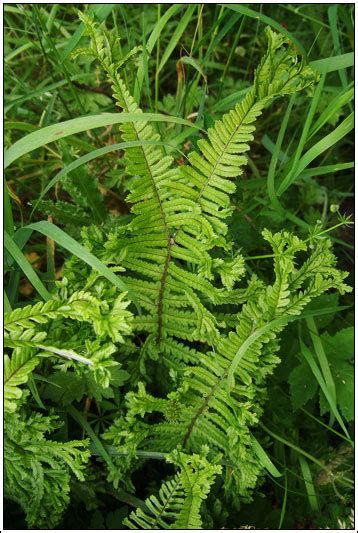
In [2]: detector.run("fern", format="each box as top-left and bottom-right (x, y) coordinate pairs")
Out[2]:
(4, 346), (39, 413)
(5, 15), (352, 529)
(124, 448), (221, 529)
(5, 409), (90, 528)
(104, 230), (351, 498)
(75, 16), (318, 373)
(68, 16), (352, 510)
(4, 287), (133, 525)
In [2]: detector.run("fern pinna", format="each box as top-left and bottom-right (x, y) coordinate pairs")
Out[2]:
(4, 14), (351, 530)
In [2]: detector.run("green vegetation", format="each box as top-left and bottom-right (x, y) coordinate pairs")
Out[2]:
(4, 4), (354, 530)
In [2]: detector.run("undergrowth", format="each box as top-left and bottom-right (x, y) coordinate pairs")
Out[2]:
(4, 4), (354, 530)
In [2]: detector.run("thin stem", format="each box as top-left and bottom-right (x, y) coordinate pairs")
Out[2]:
(154, 4), (161, 112)
(245, 221), (353, 261)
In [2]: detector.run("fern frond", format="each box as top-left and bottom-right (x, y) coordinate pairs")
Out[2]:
(75, 18), (318, 355)
(4, 291), (102, 331)
(65, 16), (351, 513)
(4, 300), (67, 330)
(5, 410), (89, 528)
(4, 347), (39, 413)
(124, 448), (221, 529)
(105, 230), (351, 498)
(179, 27), (317, 239)
(125, 474), (184, 529)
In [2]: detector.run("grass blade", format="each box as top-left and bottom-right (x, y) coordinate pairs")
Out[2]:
(299, 405), (353, 445)
(134, 4), (182, 101)
(299, 338), (350, 440)
(4, 230), (52, 301)
(157, 5), (197, 75)
(298, 456), (319, 512)
(4, 180), (15, 236)
(4, 291), (12, 313)
(306, 316), (337, 425)
(309, 86), (353, 139)
(68, 406), (114, 469)
(23, 221), (137, 306)
(4, 74), (93, 112)
(301, 162), (354, 178)
(328, 5), (349, 89)
(278, 471), (288, 529)
(310, 52), (354, 74)
(278, 112), (354, 195)
(27, 374), (46, 409)
(267, 94), (296, 212)
(221, 4), (306, 56)
(260, 423), (334, 473)
(252, 436), (282, 478)
(277, 74), (326, 197)
(4, 112), (201, 169)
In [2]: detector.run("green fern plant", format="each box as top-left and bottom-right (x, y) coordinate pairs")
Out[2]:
(124, 448), (221, 529)
(64, 15), (349, 526)
(5, 408), (90, 529)
(5, 14), (352, 530)
(4, 286), (133, 527)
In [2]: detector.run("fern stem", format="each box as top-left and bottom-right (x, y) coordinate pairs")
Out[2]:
(156, 235), (175, 344)
(111, 78), (169, 233)
(183, 313), (296, 447)
(183, 377), (223, 447)
(152, 475), (182, 528)
(195, 100), (253, 202)
(246, 221), (353, 260)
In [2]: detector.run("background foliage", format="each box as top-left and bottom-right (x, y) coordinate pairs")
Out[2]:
(4, 3), (354, 530)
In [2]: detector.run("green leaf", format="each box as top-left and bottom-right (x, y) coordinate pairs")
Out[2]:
(134, 4), (183, 99)
(43, 372), (85, 405)
(84, 373), (116, 402)
(278, 112), (354, 195)
(298, 456), (319, 512)
(306, 316), (337, 425)
(157, 5), (197, 74)
(4, 113), (201, 169)
(5, 347), (39, 413)
(320, 327), (354, 421)
(288, 362), (318, 411)
(4, 180), (14, 236)
(300, 339), (350, 439)
(334, 363), (354, 421)
(321, 327), (353, 361)
(108, 365), (130, 387)
(303, 294), (339, 329)
(251, 436), (282, 477)
(310, 52), (354, 74)
(4, 231), (52, 302)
